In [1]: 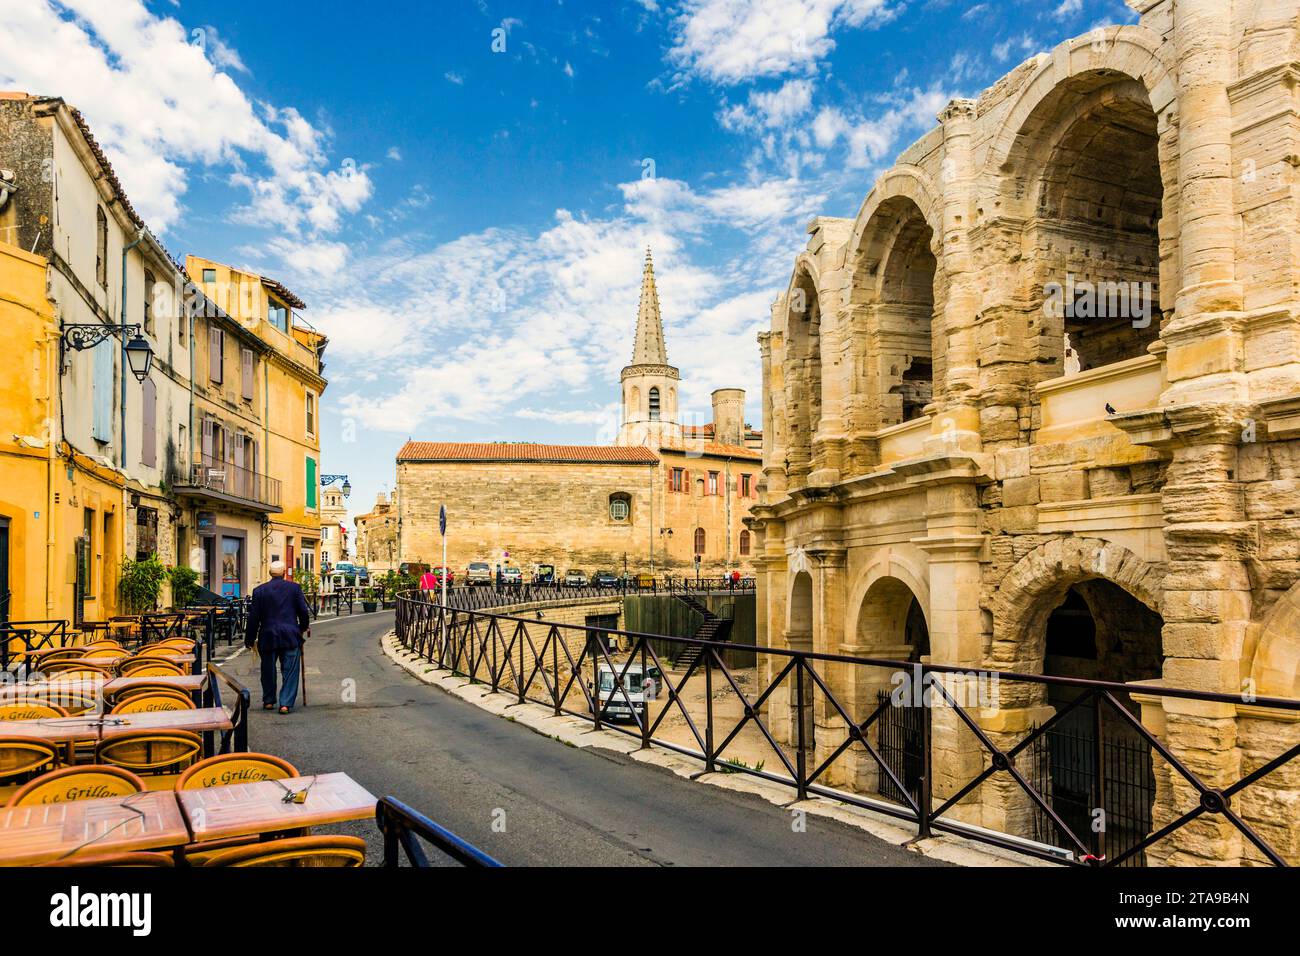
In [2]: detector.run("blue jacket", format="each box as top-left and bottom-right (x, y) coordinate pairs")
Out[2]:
(245, 577), (311, 652)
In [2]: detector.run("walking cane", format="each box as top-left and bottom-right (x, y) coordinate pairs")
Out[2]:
(300, 630), (309, 707)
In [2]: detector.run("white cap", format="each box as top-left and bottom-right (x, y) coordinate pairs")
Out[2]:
(269, 560), (287, 576)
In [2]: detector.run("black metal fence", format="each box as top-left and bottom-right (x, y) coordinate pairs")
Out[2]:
(395, 592), (1300, 868)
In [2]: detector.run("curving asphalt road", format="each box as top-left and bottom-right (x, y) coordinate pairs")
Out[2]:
(218, 608), (944, 867)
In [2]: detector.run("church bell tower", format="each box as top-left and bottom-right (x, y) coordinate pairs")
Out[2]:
(616, 248), (681, 449)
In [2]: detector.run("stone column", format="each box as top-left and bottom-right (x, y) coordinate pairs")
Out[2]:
(927, 98), (983, 456)
(915, 466), (988, 824)
(808, 545), (847, 787)
(1163, 0), (1246, 407)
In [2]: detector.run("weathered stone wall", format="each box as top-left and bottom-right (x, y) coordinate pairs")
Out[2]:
(747, 4), (1300, 864)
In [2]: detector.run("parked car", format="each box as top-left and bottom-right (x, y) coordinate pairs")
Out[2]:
(431, 566), (454, 586)
(465, 562), (492, 586)
(501, 566), (523, 585)
(592, 570), (619, 589)
(564, 569), (587, 587)
(533, 564), (556, 586)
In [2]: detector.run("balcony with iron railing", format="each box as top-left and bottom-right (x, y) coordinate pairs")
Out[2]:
(172, 454), (282, 512)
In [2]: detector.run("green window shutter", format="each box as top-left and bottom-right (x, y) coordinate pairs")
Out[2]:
(306, 457), (318, 509)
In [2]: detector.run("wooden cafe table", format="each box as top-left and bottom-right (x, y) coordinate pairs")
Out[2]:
(0, 791), (190, 866)
(178, 772), (377, 843)
(1, 707), (233, 746)
(0, 673), (205, 699)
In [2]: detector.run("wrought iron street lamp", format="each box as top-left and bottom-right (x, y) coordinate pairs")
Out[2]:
(60, 323), (154, 383)
(321, 474), (352, 497)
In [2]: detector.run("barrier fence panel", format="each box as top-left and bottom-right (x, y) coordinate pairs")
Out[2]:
(394, 591), (1300, 868)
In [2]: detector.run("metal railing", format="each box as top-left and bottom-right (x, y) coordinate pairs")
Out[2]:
(205, 661), (251, 756)
(375, 796), (502, 867)
(395, 592), (1300, 868)
(173, 454), (282, 509)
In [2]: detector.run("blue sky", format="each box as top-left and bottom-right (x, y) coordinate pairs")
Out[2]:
(0, 0), (1136, 537)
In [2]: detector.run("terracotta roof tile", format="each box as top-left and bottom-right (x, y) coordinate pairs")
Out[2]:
(663, 442), (763, 460)
(398, 441), (658, 464)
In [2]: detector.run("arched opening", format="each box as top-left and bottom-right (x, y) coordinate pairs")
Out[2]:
(854, 197), (937, 426)
(1026, 79), (1163, 376)
(784, 270), (821, 480)
(738, 530), (751, 557)
(648, 387), (661, 421)
(1032, 578), (1164, 865)
(693, 527), (705, 555)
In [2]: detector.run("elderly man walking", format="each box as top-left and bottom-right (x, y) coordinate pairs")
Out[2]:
(245, 561), (311, 714)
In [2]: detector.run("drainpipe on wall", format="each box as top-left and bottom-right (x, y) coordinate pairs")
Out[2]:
(44, 326), (59, 617)
(119, 230), (145, 470)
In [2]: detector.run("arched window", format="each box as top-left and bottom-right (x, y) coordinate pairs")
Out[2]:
(693, 528), (705, 555)
(95, 207), (108, 288)
(739, 530), (751, 556)
(648, 387), (661, 421)
(608, 492), (631, 522)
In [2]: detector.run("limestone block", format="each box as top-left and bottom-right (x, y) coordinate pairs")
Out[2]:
(1001, 476), (1040, 507)
(1086, 466), (1131, 498)
(1038, 470), (1088, 503)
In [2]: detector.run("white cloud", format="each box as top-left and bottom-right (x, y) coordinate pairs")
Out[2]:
(0, 0), (372, 236)
(1053, 0), (1083, 18)
(444, 71), (464, 85)
(386, 146), (403, 161)
(666, 0), (896, 85)
(811, 86), (950, 169)
(719, 78), (815, 132)
(200, 24), (249, 74)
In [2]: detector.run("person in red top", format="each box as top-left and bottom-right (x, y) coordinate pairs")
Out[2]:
(730, 569), (741, 590)
(419, 569), (439, 595)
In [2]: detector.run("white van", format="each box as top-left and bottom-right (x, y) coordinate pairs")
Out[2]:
(589, 663), (659, 721)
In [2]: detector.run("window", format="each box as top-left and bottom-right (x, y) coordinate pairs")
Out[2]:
(140, 377), (157, 468)
(739, 530), (751, 556)
(648, 387), (661, 421)
(695, 478), (705, 496)
(670, 467), (685, 493)
(609, 493), (631, 522)
(202, 268), (216, 284)
(741, 473), (752, 498)
(135, 507), (158, 562)
(241, 348), (255, 401)
(81, 508), (95, 596)
(306, 456), (318, 509)
(693, 528), (706, 555)
(708, 471), (719, 496)
(95, 207), (108, 288)
(269, 300), (289, 334)
(305, 391), (316, 437)
(143, 269), (155, 335)
(209, 326), (224, 383)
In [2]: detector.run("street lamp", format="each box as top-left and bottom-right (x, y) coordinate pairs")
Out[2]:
(60, 323), (155, 383)
(321, 474), (352, 497)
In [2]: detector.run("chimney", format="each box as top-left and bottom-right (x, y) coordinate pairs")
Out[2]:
(711, 388), (745, 446)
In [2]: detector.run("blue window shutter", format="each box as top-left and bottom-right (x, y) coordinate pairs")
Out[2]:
(92, 338), (114, 442)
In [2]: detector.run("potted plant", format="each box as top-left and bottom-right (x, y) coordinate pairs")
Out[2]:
(120, 553), (168, 614)
(167, 564), (200, 608)
(361, 586), (378, 613)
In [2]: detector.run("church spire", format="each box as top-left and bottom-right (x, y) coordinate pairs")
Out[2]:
(630, 247), (668, 366)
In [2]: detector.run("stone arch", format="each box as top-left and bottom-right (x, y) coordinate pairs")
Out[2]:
(984, 26), (1177, 187)
(782, 256), (824, 482)
(847, 166), (943, 274)
(844, 544), (931, 654)
(982, 27), (1176, 380)
(1249, 582), (1300, 698)
(991, 536), (1165, 672)
(787, 569), (813, 651)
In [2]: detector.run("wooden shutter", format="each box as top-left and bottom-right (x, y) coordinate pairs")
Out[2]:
(92, 339), (113, 442)
(208, 327), (223, 382)
(140, 377), (157, 468)
(241, 348), (254, 400)
(306, 457), (318, 509)
(201, 418), (213, 461)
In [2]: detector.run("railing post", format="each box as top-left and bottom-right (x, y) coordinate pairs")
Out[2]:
(1093, 692), (1106, 862)
(552, 625), (561, 716)
(639, 637), (651, 751)
(795, 657), (807, 800)
(918, 669), (933, 839)
(704, 649), (715, 773)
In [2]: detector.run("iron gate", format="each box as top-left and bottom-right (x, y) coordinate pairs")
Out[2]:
(1030, 699), (1155, 866)
(875, 690), (927, 806)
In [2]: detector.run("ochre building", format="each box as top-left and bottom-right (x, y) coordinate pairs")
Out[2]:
(748, 1), (1300, 865)
(395, 251), (762, 578)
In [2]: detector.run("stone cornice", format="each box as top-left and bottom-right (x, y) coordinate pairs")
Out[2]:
(1110, 402), (1255, 451)
(620, 363), (680, 381)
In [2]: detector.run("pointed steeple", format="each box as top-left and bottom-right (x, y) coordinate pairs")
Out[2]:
(630, 247), (668, 366)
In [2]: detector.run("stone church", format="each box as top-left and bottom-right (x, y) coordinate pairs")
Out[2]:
(396, 251), (762, 577)
(748, 0), (1300, 865)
